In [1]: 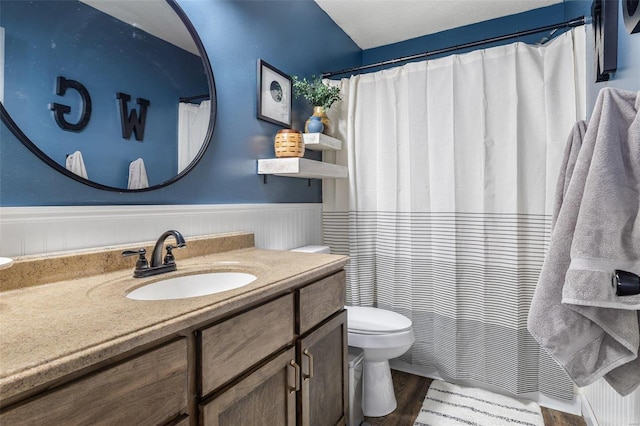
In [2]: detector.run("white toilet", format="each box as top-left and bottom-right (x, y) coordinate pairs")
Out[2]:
(291, 246), (415, 418)
(345, 306), (414, 417)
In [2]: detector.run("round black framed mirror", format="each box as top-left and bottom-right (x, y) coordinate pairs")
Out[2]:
(0, 0), (216, 191)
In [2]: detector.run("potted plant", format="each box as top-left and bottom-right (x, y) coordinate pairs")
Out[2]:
(292, 75), (342, 135)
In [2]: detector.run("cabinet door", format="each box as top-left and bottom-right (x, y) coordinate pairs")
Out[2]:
(0, 338), (188, 426)
(298, 310), (348, 426)
(201, 347), (298, 426)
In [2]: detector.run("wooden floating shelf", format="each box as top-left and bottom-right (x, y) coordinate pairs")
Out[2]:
(257, 158), (348, 179)
(302, 133), (342, 151)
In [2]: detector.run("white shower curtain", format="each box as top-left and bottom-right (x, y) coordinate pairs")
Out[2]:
(178, 99), (211, 173)
(323, 29), (586, 399)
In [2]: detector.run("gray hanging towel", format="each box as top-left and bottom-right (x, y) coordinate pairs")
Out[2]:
(528, 88), (640, 396)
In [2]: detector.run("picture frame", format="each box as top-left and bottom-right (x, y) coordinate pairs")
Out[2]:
(257, 59), (292, 127)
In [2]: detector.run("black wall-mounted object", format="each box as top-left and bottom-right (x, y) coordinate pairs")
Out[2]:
(116, 92), (150, 141)
(623, 0), (640, 33)
(592, 0), (619, 82)
(49, 76), (92, 132)
(614, 270), (640, 296)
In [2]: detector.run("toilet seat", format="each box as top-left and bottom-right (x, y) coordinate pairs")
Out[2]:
(346, 306), (412, 334)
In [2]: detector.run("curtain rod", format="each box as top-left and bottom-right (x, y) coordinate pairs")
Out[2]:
(322, 16), (586, 78)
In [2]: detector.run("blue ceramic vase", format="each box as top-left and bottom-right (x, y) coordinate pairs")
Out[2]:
(306, 115), (324, 133)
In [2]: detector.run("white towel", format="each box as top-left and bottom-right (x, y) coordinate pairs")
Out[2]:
(528, 88), (640, 396)
(127, 158), (149, 190)
(65, 151), (88, 179)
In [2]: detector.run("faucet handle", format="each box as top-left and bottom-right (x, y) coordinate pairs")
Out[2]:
(163, 244), (186, 264)
(122, 248), (149, 271)
(164, 245), (176, 265)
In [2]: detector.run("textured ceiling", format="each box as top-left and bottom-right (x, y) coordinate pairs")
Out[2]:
(314, 0), (564, 49)
(81, 0), (565, 54)
(80, 0), (199, 55)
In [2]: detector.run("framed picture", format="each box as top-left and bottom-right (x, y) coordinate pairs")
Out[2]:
(257, 59), (292, 127)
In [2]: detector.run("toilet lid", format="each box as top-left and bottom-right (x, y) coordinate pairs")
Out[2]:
(346, 306), (412, 334)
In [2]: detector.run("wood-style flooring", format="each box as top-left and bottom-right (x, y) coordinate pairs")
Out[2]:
(363, 370), (587, 426)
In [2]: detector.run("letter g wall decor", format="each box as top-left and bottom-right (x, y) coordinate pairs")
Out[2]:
(49, 76), (92, 132)
(50, 76), (150, 141)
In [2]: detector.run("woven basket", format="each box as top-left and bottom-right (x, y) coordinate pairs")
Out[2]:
(274, 129), (304, 158)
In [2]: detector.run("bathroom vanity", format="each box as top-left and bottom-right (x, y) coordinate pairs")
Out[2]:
(0, 232), (349, 425)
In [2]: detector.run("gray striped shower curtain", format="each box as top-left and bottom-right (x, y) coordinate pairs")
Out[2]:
(323, 28), (586, 400)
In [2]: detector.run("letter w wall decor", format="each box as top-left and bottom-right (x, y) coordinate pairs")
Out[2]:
(117, 92), (150, 141)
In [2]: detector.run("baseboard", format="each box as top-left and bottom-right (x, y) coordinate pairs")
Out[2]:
(389, 359), (582, 416)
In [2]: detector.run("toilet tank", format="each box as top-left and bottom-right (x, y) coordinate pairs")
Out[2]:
(290, 245), (330, 254)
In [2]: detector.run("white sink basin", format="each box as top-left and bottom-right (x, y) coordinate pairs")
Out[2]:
(126, 272), (257, 301)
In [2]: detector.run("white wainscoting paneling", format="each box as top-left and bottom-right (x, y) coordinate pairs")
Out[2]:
(0, 204), (323, 257)
(582, 378), (640, 426)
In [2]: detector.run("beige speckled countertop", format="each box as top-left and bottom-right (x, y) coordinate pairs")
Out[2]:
(0, 232), (348, 403)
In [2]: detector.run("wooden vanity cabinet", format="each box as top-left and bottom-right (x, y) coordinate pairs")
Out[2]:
(0, 338), (188, 426)
(200, 270), (348, 426)
(0, 269), (347, 426)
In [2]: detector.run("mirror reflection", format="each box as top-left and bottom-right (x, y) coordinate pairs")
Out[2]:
(1, 0), (214, 190)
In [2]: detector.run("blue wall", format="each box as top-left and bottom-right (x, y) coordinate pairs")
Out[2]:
(360, 4), (568, 70)
(2, 0), (637, 207)
(2, 0), (208, 188)
(0, 0), (361, 206)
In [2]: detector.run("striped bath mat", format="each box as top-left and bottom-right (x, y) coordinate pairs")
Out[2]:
(414, 380), (544, 426)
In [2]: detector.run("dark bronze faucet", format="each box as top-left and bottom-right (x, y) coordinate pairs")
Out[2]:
(122, 230), (187, 278)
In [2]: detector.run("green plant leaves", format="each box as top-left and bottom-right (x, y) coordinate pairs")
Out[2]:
(292, 75), (342, 109)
